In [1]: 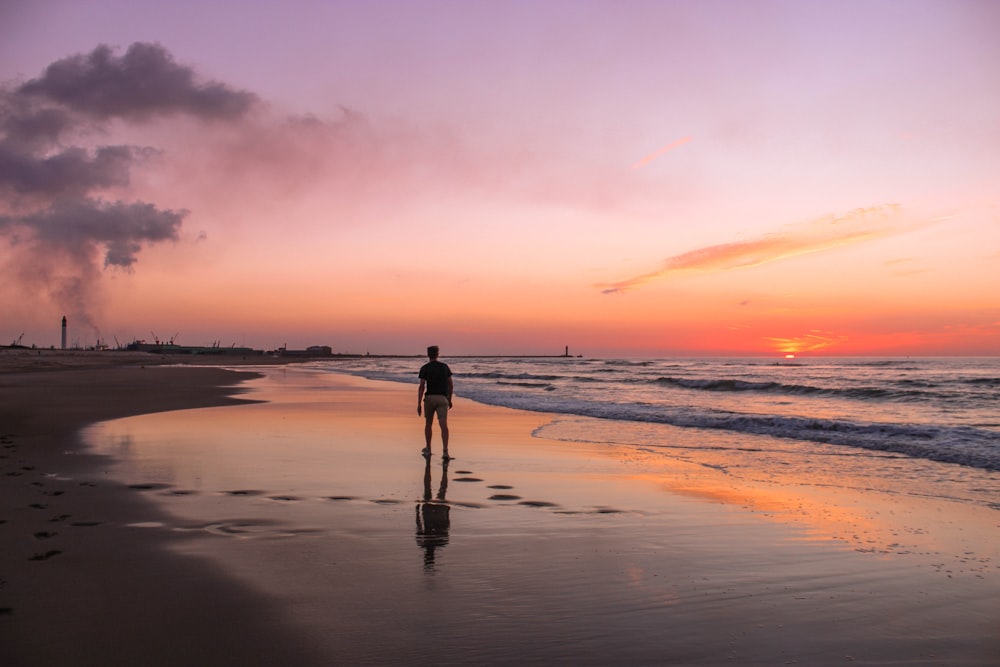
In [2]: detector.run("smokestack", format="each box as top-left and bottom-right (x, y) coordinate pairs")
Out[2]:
(61, 316), (67, 350)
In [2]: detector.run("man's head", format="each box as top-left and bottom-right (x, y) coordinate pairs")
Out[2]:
(427, 345), (439, 359)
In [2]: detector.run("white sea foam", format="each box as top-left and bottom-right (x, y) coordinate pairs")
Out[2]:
(314, 356), (1000, 473)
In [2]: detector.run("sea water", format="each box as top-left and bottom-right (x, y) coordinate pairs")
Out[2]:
(310, 356), (1000, 508)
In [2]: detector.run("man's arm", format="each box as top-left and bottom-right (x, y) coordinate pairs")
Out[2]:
(417, 378), (426, 415)
(447, 376), (454, 408)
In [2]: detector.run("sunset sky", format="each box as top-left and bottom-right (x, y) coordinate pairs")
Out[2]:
(1, 0), (998, 356)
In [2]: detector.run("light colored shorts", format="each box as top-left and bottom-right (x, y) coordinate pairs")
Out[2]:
(423, 395), (450, 422)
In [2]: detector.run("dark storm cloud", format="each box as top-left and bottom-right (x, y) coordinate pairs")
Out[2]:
(17, 42), (257, 121)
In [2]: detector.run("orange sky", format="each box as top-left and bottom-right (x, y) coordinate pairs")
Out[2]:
(1, 2), (998, 356)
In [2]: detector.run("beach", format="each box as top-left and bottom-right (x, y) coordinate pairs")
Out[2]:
(1, 351), (998, 666)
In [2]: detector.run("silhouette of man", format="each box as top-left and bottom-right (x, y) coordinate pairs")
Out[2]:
(417, 345), (453, 459)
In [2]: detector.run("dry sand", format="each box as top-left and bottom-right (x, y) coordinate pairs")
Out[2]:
(1, 350), (997, 666)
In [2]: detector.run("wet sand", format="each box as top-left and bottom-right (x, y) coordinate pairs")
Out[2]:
(0, 352), (327, 665)
(1, 352), (997, 665)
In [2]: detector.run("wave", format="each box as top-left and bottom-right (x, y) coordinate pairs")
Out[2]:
(964, 377), (1000, 387)
(313, 359), (1000, 472)
(460, 369), (955, 404)
(648, 376), (932, 402)
(496, 380), (555, 390)
(462, 371), (563, 382)
(456, 387), (1000, 472)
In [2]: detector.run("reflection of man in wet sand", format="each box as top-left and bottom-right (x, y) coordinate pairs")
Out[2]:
(417, 345), (453, 459)
(416, 457), (450, 571)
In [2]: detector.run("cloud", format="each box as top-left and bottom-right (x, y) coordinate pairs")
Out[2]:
(0, 144), (137, 196)
(16, 42), (257, 122)
(0, 198), (185, 268)
(0, 42), (255, 333)
(598, 205), (902, 294)
(631, 135), (692, 170)
(763, 330), (848, 353)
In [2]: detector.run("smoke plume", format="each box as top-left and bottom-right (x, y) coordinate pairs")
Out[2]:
(0, 42), (257, 335)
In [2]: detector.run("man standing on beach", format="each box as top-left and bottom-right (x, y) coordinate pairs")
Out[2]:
(417, 345), (453, 459)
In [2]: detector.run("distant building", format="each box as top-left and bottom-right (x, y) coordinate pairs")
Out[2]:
(276, 345), (333, 358)
(126, 341), (260, 356)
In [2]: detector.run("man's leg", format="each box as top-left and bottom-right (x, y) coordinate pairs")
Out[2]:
(424, 413), (434, 452)
(439, 408), (450, 456)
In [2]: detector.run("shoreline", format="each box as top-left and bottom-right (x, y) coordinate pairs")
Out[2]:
(0, 361), (331, 665)
(2, 356), (998, 665)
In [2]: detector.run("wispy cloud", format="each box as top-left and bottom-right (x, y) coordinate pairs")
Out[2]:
(598, 205), (903, 294)
(762, 330), (848, 353)
(631, 135), (692, 170)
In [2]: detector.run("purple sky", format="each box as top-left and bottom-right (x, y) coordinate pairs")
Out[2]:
(1, 1), (998, 354)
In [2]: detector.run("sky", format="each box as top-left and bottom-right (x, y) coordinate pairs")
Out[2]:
(1, 0), (998, 356)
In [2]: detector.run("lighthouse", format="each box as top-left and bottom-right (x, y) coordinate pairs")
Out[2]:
(61, 316), (67, 350)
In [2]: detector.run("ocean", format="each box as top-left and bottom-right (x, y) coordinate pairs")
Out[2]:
(311, 356), (1000, 508)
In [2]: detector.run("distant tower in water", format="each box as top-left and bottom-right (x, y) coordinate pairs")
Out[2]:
(61, 316), (67, 350)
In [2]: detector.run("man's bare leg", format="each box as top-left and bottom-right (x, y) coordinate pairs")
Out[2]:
(441, 420), (450, 459)
(423, 420), (433, 455)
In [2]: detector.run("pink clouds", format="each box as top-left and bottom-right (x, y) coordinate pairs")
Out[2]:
(598, 205), (905, 294)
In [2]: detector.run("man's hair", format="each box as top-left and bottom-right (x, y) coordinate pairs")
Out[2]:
(427, 345), (439, 358)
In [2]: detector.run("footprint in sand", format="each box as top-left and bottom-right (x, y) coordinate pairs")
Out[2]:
(28, 550), (63, 561)
(70, 521), (102, 527)
(33, 531), (58, 540)
(268, 495), (301, 502)
(127, 483), (173, 491)
(224, 489), (266, 497)
(453, 477), (483, 483)
(483, 484), (561, 510)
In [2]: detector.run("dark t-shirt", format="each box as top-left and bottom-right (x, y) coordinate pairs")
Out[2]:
(419, 360), (452, 396)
